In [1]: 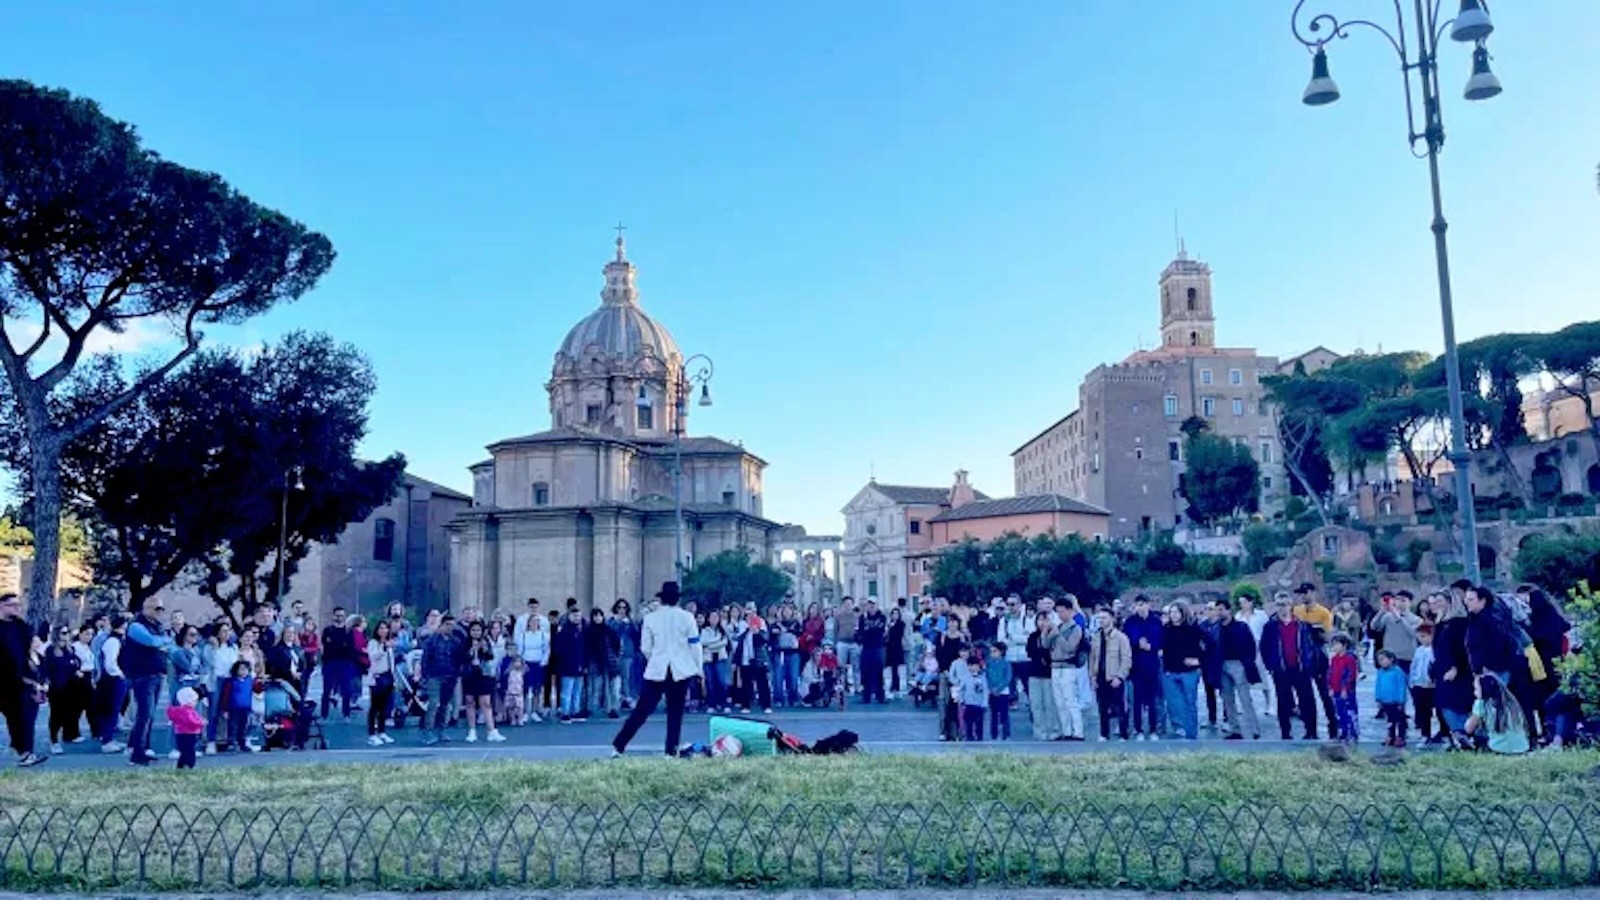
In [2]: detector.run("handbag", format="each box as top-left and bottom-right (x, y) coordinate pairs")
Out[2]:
(1524, 645), (1548, 683)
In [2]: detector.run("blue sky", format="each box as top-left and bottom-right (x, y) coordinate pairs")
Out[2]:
(5, 2), (1597, 535)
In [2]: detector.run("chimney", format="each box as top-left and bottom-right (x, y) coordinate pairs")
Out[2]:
(948, 469), (976, 509)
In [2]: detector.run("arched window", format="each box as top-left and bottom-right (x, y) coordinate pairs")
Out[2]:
(1186, 286), (1197, 311)
(1189, 331), (1198, 346)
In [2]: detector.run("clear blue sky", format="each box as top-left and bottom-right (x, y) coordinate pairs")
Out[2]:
(6, 2), (1598, 535)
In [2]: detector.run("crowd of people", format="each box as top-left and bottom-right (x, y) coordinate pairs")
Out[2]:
(0, 576), (1586, 769)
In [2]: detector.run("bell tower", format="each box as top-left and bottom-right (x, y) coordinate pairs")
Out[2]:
(1158, 241), (1215, 351)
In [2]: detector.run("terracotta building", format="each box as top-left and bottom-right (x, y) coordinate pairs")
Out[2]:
(1013, 247), (1311, 539)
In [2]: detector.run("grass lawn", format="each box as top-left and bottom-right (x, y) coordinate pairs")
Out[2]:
(4, 751), (1600, 891)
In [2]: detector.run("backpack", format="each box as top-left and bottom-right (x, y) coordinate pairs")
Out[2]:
(1068, 625), (1090, 668)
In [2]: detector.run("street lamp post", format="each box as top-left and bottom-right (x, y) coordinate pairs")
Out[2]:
(1291, 0), (1501, 582)
(642, 355), (713, 578)
(276, 465), (305, 602)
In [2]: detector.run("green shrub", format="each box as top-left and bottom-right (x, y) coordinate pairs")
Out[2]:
(1514, 531), (1600, 594)
(1144, 539), (1187, 574)
(1556, 581), (1600, 711)
(1241, 523), (1292, 572)
(1404, 538), (1433, 573)
(1184, 553), (1234, 581)
(1372, 538), (1400, 571)
(1230, 582), (1264, 605)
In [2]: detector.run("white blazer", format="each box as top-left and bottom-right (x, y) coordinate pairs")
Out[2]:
(641, 605), (702, 682)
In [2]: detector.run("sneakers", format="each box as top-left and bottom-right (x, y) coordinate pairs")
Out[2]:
(487, 729), (507, 743)
(204, 742), (217, 756)
(607, 710), (619, 719)
(168, 749), (181, 760)
(380, 733), (395, 744)
(101, 741), (125, 754)
(466, 729), (478, 743)
(1133, 733), (1146, 742)
(17, 752), (47, 768)
(368, 735), (384, 747)
(1097, 736), (1108, 743)
(529, 711), (544, 723)
(50, 742), (64, 754)
(609, 748), (624, 759)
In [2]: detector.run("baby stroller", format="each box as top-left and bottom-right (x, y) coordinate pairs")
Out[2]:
(261, 679), (323, 751)
(393, 660), (430, 729)
(908, 670), (941, 708)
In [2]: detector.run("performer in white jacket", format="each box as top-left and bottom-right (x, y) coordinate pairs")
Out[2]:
(611, 582), (701, 758)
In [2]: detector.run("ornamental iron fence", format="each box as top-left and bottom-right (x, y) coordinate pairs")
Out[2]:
(2, 801), (1599, 891)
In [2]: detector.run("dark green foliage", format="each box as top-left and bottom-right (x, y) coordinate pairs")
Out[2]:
(1181, 429), (1261, 524)
(931, 532), (1123, 606)
(682, 548), (790, 613)
(1514, 532), (1600, 595)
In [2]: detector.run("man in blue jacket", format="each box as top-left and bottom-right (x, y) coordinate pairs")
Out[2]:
(1122, 595), (1164, 740)
(122, 597), (173, 766)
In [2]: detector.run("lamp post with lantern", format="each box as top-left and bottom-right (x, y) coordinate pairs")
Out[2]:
(1291, 0), (1501, 580)
(638, 354), (714, 577)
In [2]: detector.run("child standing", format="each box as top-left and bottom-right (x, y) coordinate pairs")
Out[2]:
(504, 655), (527, 725)
(986, 643), (1014, 740)
(956, 654), (989, 742)
(1327, 635), (1360, 743)
(1409, 624), (1440, 744)
(166, 687), (206, 769)
(226, 660), (256, 752)
(1373, 649), (1409, 748)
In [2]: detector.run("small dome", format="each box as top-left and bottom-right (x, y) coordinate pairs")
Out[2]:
(555, 234), (680, 366)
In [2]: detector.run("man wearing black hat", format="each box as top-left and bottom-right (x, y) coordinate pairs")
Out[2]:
(612, 582), (702, 758)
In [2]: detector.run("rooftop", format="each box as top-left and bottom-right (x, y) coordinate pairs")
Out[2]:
(871, 482), (991, 506)
(928, 494), (1110, 523)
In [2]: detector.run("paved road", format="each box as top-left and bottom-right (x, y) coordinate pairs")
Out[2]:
(7, 668), (1410, 769)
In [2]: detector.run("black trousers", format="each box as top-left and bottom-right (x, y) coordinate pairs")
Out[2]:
(1096, 682), (1129, 739)
(612, 673), (689, 757)
(1272, 669), (1319, 739)
(1, 688), (38, 755)
(860, 648), (885, 703)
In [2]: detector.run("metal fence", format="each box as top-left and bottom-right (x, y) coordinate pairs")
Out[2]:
(3, 801), (1599, 891)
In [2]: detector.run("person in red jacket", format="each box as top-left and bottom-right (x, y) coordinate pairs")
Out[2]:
(1327, 634), (1360, 743)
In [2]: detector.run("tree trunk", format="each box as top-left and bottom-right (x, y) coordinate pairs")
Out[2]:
(1493, 440), (1533, 509)
(1277, 416), (1330, 527)
(1399, 443), (1460, 554)
(25, 440), (63, 630)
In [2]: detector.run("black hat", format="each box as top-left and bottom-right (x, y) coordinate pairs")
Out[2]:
(655, 581), (681, 605)
(1294, 582), (1316, 595)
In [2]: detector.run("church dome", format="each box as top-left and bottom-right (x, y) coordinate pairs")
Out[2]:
(555, 234), (680, 367)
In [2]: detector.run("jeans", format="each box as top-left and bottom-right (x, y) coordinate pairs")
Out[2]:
(427, 676), (458, 736)
(836, 641), (860, 689)
(1051, 667), (1084, 738)
(206, 677), (230, 743)
(703, 659), (730, 709)
(1130, 666), (1162, 735)
(321, 660), (356, 718)
(587, 667), (619, 714)
(128, 675), (163, 759)
(989, 694), (1012, 739)
(1334, 693), (1359, 741)
(559, 676), (584, 717)
(859, 648), (885, 703)
(780, 651), (802, 706)
(1161, 670), (1200, 740)
(96, 676), (127, 744)
(962, 704), (985, 741)
(1028, 676), (1058, 740)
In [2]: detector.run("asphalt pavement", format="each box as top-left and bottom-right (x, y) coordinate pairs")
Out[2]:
(5, 666), (1407, 769)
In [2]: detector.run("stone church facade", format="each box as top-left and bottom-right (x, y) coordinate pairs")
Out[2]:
(447, 236), (781, 612)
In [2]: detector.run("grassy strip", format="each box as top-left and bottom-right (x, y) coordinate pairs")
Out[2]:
(3, 751), (1599, 891)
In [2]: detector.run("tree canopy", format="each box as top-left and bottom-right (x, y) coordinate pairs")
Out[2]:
(1179, 418), (1261, 524)
(682, 548), (791, 613)
(0, 79), (334, 626)
(930, 532), (1122, 606)
(4, 333), (403, 620)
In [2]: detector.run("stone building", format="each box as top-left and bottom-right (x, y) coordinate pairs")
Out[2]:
(1013, 248), (1301, 540)
(446, 236), (782, 613)
(152, 472), (471, 626)
(840, 474), (991, 601)
(1521, 378), (1600, 444)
